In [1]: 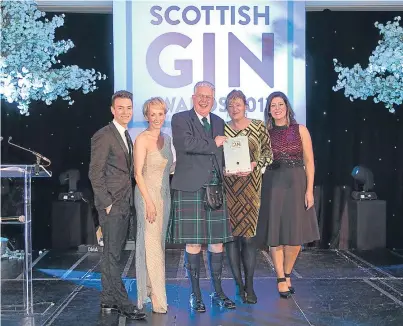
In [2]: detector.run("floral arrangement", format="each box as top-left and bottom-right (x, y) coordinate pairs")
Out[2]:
(332, 16), (402, 113)
(0, 0), (107, 115)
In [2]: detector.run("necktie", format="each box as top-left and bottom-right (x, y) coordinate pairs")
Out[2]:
(124, 130), (133, 159)
(202, 117), (211, 132)
(124, 131), (135, 204)
(202, 116), (218, 182)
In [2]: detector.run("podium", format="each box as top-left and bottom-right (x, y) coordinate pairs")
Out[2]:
(0, 164), (54, 316)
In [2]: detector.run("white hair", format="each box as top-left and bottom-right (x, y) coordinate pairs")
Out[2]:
(194, 81), (215, 93)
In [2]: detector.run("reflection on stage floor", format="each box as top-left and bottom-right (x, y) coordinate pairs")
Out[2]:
(1, 248), (403, 326)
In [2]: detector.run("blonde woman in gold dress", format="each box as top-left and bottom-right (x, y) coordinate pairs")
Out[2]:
(134, 97), (174, 313)
(223, 90), (273, 304)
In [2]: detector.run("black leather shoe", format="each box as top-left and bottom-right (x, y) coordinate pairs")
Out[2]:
(100, 303), (119, 312)
(210, 292), (236, 309)
(117, 306), (147, 320)
(190, 293), (206, 312)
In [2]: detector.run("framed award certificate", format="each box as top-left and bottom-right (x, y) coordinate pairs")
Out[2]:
(223, 136), (251, 174)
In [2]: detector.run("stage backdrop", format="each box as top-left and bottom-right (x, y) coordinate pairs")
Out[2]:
(113, 1), (306, 142)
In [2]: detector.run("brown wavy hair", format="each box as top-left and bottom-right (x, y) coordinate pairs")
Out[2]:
(225, 89), (247, 110)
(264, 91), (296, 129)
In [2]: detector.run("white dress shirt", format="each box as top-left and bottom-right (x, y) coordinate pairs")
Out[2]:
(112, 119), (129, 152)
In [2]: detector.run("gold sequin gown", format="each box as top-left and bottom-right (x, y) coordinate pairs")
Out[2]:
(135, 134), (173, 313)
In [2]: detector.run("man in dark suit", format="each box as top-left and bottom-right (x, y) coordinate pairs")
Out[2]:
(167, 81), (236, 312)
(89, 90), (146, 320)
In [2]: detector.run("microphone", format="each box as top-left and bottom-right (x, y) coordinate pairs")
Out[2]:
(8, 137), (51, 165)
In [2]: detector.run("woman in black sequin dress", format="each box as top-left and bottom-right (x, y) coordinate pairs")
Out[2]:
(257, 91), (320, 299)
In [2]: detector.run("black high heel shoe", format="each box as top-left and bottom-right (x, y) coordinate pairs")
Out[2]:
(284, 273), (295, 294)
(235, 283), (246, 302)
(277, 278), (291, 299)
(244, 286), (257, 304)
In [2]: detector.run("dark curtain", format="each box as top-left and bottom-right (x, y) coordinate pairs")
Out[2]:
(306, 11), (403, 249)
(1, 14), (114, 249)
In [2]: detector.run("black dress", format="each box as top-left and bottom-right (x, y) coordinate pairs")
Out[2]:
(257, 124), (320, 246)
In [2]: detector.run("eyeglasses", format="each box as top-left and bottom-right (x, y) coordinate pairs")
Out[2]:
(195, 94), (214, 101)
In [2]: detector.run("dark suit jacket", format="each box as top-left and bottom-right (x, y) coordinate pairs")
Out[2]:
(88, 123), (132, 215)
(171, 109), (225, 192)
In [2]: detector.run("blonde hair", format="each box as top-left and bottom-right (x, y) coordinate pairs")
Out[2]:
(142, 97), (167, 117)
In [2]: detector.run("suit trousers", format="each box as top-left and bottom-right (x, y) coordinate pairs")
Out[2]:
(99, 203), (131, 307)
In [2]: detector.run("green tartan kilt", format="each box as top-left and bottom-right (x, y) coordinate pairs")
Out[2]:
(166, 187), (233, 244)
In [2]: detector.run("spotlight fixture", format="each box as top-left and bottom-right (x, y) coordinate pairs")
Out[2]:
(58, 169), (83, 201)
(351, 165), (377, 200)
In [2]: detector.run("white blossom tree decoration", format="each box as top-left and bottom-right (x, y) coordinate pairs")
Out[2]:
(0, 0), (107, 116)
(332, 16), (403, 113)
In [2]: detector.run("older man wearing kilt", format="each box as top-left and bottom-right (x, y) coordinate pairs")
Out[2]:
(167, 81), (235, 312)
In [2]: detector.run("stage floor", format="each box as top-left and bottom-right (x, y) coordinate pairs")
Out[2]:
(1, 248), (403, 326)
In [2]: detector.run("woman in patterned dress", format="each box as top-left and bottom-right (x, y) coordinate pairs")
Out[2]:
(257, 91), (320, 299)
(134, 97), (174, 313)
(223, 90), (273, 304)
